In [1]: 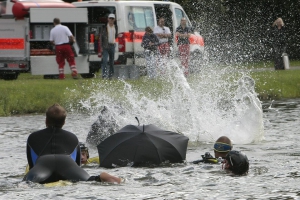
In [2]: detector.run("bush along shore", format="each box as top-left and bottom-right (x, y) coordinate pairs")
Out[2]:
(0, 67), (300, 116)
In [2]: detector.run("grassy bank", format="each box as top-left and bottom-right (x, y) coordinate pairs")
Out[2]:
(0, 67), (300, 116)
(251, 70), (300, 100)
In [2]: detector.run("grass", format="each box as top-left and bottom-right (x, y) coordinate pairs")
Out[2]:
(237, 59), (300, 69)
(0, 62), (300, 116)
(0, 73), (172, 116)
(251, 69), (300, 100)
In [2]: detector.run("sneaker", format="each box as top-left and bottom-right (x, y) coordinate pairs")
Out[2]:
(59, 74), (65, 80)
(72, 71), (78, 79)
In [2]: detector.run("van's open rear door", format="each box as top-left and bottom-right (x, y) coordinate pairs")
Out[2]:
(30, 8), (88, 23)
(29, 8), (89, 75)
(0, 18), (29, 61)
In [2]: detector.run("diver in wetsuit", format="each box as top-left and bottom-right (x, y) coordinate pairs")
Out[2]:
(23, 103), (121, 184)
(80, 142), (99, 165)
(193, 136), (233, 164)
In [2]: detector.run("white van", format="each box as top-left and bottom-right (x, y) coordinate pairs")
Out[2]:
(72, 0), (204, 77)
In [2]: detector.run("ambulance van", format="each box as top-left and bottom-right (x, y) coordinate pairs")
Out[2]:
(0, 0), (91, 80)
(72, 0), (204, 78)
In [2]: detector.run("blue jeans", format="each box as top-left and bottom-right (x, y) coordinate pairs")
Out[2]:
(102, 44), (115, 78)
(144, 50), (157, 79)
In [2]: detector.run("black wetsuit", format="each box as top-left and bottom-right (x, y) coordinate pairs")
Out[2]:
(23, 127), (99, 184)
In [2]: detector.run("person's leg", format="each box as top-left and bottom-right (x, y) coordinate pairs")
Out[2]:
(55, 155), (121, 183)
(273, 46), (281, 70)
(182, 44), (190, 76)
(108, 45), (115, 78)
(55, 155), (90, 181)
(55, 46), (66, 79)
(178, 44), (188, 75)
(102, 49), (109, 78)
(279, 46), (285, 70)
(65, 45), (78, 78)
(145, 50), (152, 78)
(149, 51), (156, 78)
(159, 43), (169, 57)
(23, 155), (55, 184)
(165, 43), (171, 58)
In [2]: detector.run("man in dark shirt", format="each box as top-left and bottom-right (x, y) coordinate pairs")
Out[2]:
(23, 103), (121, 184)
(175, 18), (193, 77)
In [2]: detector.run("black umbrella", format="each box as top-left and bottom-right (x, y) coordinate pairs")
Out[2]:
(97, 124), (189, 168)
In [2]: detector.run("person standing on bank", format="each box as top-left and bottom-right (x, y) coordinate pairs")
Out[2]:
(141, 26), (160, 79)
(175, 17), (192, 76)
(270, 17), (287, 70)
(154, 17), (172, 59)
(100, 13), (118, 79)
(50, 18), (78, 79)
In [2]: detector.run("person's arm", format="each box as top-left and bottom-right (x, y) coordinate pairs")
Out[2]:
(49, 30), (55, 46)
(26, 138), (34, 169)
(141, 35), (148, 48)
(69, 35), (75, 45)
(157, 27), (171, 39)
(87, 172), (122, 183)
(176, 28), (191, 38)
(115, 25), (118, 39)
(65, 26), (75, 44)
(75, 143), (81, 166)
(164, 27), (172, 38)
(154, 34), (160, 46)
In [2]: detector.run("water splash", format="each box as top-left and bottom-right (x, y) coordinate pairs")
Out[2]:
(77, 59), (264, 145)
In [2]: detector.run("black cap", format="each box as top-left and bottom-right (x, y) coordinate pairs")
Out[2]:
(225, 150), (249, 175)
(79, 142), (88, 151)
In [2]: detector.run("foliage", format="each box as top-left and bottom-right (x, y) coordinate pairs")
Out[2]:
(177, 0), (300, 63)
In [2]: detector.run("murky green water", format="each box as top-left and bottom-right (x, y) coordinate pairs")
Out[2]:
(0, 98), (299, 199)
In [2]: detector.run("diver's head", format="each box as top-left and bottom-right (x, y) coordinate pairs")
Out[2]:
(224, 150), (249, 175)
(214, 136), (232, 159)
(80, 142), (89, 164)
(45, 103), (66, 128)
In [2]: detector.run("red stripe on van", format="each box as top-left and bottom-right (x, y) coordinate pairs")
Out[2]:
(0, 39), (24, 49)
(189, 34), (204, 46)
(118, 31), (144, 52)
(118, 32), (133, 52)
(175, 35), (204, 46)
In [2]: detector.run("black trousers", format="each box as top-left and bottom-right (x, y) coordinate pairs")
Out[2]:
(273, 45), (286, 70)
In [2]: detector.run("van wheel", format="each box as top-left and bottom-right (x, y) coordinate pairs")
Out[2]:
(80, 73), (95, 78)
(189, 51), (203, 74)
(1, 72), (19, 80)
(43, 75), (59, 79)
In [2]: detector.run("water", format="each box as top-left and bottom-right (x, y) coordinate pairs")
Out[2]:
(1, 62), (300, 199)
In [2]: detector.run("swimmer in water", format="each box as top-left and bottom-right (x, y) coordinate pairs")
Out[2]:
(23, 103), (121, 184)
(222, 150), (249, 175)
(80, 142), (99, 165)
(193, 136), (233, 164)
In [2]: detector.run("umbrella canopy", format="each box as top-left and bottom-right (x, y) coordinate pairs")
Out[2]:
(97, 124), (189, 168)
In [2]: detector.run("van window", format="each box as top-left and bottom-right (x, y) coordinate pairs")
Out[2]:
(175, 8), (191, 27)
(126, 6), (154, 31)
(88, 7), (116, 24)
